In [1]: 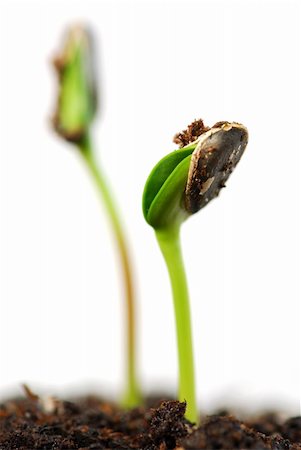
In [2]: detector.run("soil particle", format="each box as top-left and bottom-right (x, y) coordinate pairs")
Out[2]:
(0, 396), (300, 450)
(246, 414), (301, 445)
(141, 401), (189, 449)
(282, 417), (301, 443)
(180, 414), (300, 450)
(173, 119), (210, 148)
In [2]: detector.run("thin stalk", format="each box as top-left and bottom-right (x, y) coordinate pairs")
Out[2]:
(155, 226), (197, 424)
(78, 134), (140, 408)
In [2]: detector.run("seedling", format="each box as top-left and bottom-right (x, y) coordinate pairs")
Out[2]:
(52, 25), (141, 408)
(143, 119), (248, 423)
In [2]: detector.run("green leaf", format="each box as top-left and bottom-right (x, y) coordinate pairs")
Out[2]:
(142, 144), (196, 229)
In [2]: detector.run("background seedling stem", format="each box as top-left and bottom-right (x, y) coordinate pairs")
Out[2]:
(79, 133), (140, 408)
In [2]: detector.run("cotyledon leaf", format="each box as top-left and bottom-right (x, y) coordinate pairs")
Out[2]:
(145, 154), (193, 229)
(142, 143), (196, 224)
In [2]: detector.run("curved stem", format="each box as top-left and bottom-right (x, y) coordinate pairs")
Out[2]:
(155, 226), (197, 424)
(78, 134), (140, 408)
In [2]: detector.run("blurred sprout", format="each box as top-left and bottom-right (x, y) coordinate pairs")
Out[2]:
(53, 25), (97, 142)
(51, 25), (141, 408)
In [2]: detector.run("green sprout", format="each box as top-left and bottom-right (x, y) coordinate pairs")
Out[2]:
(143, 119), (248, 423)
(52, 25), (141, 408)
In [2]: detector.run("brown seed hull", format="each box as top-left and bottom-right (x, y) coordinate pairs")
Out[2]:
(185, 123), (248, 214)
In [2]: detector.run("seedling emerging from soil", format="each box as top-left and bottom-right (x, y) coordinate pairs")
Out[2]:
(52, 25), (141, 408)
(143, 119), (248, 423)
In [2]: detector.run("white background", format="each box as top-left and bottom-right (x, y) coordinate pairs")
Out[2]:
(0, 0), (300, 415)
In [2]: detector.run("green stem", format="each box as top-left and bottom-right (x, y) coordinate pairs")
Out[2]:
(78, 134), (141, 408)
(155, 226), (197, 424)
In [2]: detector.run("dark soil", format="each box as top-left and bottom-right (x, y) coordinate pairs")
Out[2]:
(173, 119), (210, 148)
(0, 389), (300, 450)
